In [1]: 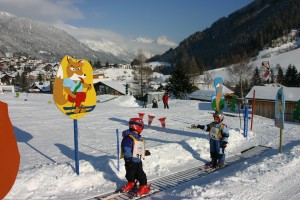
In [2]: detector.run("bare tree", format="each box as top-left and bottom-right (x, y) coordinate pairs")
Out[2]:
(132, 49), (153, 96)
(188, 57), (200, 85)
(226, 52), (253, 98)
(202, 70), (215, 89)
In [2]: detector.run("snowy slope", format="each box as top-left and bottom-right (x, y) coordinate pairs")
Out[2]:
(1, 93), (299, 200)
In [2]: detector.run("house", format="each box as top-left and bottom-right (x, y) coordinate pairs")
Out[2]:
(30, 82), (51, 93)
(93, 80), (127, 95)
(0, 72), (14, 85)
(189, 85), (234, 102)
(245, 86), (300, 122)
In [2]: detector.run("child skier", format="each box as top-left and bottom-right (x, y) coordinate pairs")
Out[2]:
(152, 97), (158, 108)
(192, 111), (229, 168)
(121, 118), (151, 196)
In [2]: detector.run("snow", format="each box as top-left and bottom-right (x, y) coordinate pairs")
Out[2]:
(198, 38), (300, 84)
(1, 92), (300, 200)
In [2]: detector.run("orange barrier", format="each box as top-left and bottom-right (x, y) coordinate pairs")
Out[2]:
(148, 115), (155, 125)
(0, 101), (20, 199)
(138, 113), (145, 120)
(158, 117), (167, 128)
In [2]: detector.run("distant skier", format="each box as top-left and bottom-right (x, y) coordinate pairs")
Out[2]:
(121, 118), (151, 196)
(142, 93), (148, 108)
(162, 92), (169, 109)
(152, 97), (158, 108)
(191, 111), (229, 168)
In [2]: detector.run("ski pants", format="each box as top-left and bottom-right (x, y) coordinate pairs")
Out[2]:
(68, 92), (86, 108)
(163, 102), (169, 109)
(209, 138), (225, 164)
(125, 160), (147, 185)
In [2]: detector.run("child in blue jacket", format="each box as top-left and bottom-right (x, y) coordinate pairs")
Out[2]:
(192, 111), (229, 168)
(121, 118), (151, 196)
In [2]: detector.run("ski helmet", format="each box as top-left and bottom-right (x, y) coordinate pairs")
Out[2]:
(129, 118), (144, 134)
(213, 111), (224, 123)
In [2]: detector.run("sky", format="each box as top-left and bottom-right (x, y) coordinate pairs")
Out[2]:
(0, 0), (254, 56)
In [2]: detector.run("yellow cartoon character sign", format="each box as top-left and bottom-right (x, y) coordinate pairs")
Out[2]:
(53, 55), (96, 119)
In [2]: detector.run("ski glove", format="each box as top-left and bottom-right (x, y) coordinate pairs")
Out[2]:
(221, 142), (228, 148)
(145, 150), (151, 156)
(197, 125), (205, 130)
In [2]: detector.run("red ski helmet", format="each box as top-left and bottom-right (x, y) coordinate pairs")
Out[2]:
(129, 118), (144, 134)
(213, 111), (224, 123)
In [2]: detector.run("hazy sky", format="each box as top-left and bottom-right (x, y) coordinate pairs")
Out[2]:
(0, 0), (254, 55)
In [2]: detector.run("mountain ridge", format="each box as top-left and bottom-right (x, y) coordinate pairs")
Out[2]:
(0, 11), (125, 63)
(148, 0), (300, 71)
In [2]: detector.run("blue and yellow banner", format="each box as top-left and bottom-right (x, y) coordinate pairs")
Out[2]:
(275, 87), (285, 129)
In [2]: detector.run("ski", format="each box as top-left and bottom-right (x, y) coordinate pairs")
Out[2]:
(63, 105), (95, 110)
(98, 185), (157, 200)
(201, 163), (227, 172)
(64, 105), (96, 115)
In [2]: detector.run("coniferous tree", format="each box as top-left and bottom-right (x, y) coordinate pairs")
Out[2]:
(20, 72), (28, 92)
(166, 61), (193, 99)
(270, 69), (275, 84)
(284, 64), (298, 87)
(276, 66), (284, 85)
(250, 67), (263, 88)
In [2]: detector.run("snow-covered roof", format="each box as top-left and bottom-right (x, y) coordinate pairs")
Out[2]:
(95, 80), (126, 95)
(189, 86), (234, 101)
(246, 86), (300, 102)
(32, 81), (50, 92)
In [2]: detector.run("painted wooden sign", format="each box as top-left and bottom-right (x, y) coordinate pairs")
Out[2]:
(53, 55), (96, 120)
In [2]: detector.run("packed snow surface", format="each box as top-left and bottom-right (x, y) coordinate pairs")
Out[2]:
(1, 93), (300, 200)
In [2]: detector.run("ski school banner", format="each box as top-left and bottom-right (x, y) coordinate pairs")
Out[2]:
(275, 87), (285, 129)
(211, 77), (226, 111)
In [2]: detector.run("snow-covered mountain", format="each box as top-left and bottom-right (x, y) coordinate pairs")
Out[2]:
(81, 39), (136, 63)
(0, 11), (125, 63)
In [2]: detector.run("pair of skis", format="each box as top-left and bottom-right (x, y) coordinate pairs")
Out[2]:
(63, 105), (95, 115)
(101, 184), (157, 200)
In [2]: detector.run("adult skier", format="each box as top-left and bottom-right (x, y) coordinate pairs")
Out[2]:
(121, 118), (151, 196)
(192, 111), (229, 168)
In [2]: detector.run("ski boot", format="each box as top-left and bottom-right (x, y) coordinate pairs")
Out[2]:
(204, 160), (217, 169)
(136, 184), (151, 196)
(121, 182), (135, 192)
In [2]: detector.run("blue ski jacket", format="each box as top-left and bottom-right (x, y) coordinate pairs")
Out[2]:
(121, 129), (143, 163)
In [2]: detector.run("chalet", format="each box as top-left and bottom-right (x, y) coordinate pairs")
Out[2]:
(30, 82), (50, 93)
(0, 72), (14, 85)
(189, 85), (234, 102)
(93, 80), (127, 95)
(245, 86), (300, 122)
(93, 70), (106, 79)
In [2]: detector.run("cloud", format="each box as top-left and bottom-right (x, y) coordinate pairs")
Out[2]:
(0, 0), (83, 24)
(136, 37), (154, 44)
(55, 22), (177, 57)
(0, 0), (178, 58)
(157, 36), (178, 47)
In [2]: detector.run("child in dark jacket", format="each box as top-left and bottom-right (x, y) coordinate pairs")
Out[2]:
(121, 118), (151, 196)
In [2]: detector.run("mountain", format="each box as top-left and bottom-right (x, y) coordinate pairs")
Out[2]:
(0, 12), (125, 63)
(148, 0), (300, 71)
(81, 39), (136, 63)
